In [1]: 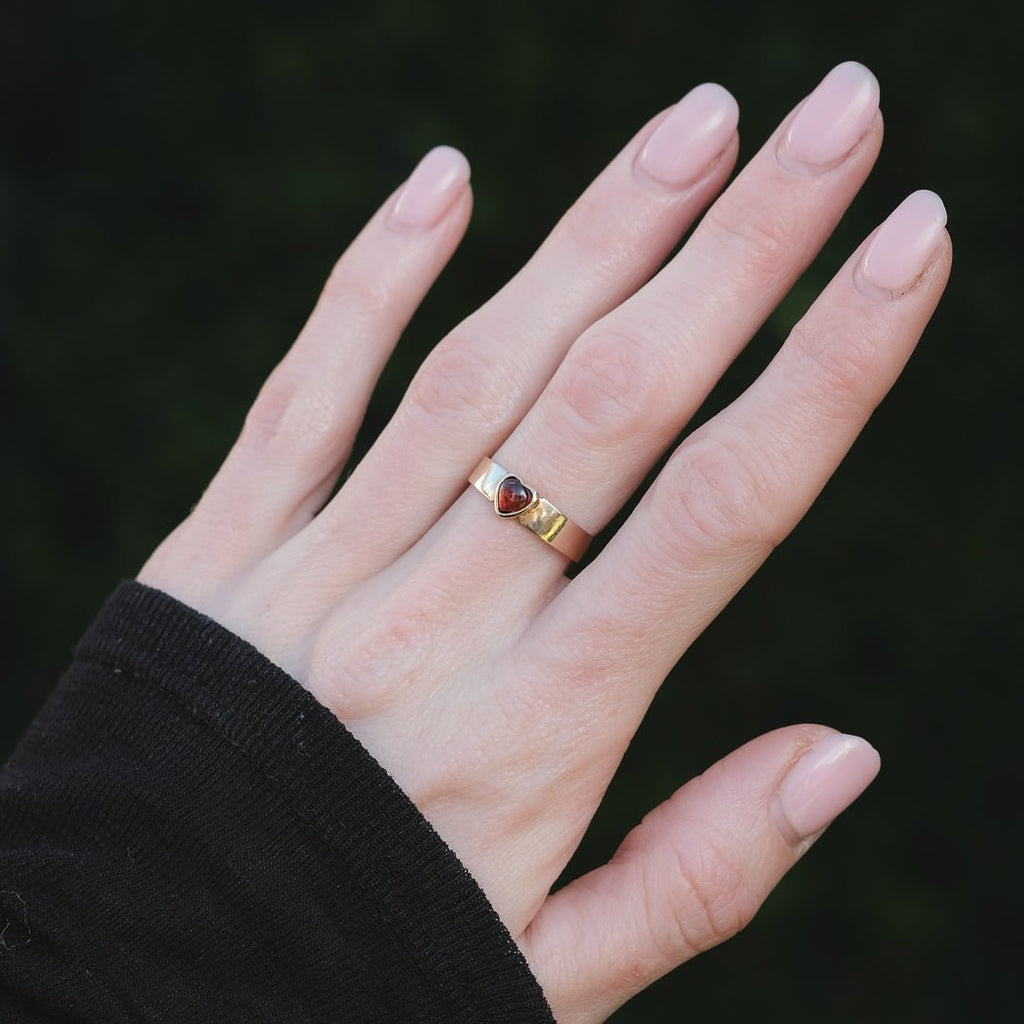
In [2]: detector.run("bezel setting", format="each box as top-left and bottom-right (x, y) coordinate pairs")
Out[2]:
(494, 473), (539, 518)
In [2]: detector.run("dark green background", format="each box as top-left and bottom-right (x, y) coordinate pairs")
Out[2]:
(3, 1), (1019, 1019)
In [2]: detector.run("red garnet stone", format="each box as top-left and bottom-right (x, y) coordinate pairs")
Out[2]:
(496, 475), (534, 516)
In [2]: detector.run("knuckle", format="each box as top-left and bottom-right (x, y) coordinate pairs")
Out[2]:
(319, 258), (393, 320)
(658, 435), (777, 556)
(307, 597), (432, 721)
(404, 332), (517, 432)
(789, 316), (884, 411)
(413, 730), (527, 827)
(529, 621), (634, 719)
(615, 830), (753, 992)
(705, 197), (794, 281)
(240, 367), (346, 459)
(550, 326), (669, 446)
(554, 188), (644, 282)
(659, 833), (753, 956)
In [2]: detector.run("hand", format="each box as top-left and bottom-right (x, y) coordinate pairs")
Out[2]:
(138, 61), (950, 1022)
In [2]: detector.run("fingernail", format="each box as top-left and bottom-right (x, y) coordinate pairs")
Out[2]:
(388, 145), (471, 231)
(855, 190), (948, 300)
(774, 733), (881, 842)
(635, 83), (739, 190)
(778, 61), (880, 174)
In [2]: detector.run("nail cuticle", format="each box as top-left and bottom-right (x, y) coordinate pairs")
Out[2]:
(634, 82), (739, 192)
(853, 256), (936, 303)
(775, 110), (878, 177)
(387, 145), (471, 232)
(777, 61), (880, 176)
(769, 793), (811, 850)
(775, 733), (881, 842)
(632, 133), (736, 194)
(854, 189), (948, 302)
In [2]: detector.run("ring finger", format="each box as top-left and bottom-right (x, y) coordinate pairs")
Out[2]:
(279, 82), (741, 588)
(432, 61), (884, 589)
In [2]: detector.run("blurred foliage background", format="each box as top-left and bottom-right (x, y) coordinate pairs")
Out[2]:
(2, 0), (1019, 1019)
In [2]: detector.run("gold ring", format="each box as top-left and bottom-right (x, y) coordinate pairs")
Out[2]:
(468, 456), (592, 562)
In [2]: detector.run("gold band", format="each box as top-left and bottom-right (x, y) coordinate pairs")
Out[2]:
(469, 456), (592, 562)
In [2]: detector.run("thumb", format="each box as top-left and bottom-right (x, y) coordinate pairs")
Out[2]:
(521, 725), (881, 1024)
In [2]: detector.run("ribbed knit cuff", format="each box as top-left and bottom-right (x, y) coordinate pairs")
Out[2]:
(75, 580), (555, 1023)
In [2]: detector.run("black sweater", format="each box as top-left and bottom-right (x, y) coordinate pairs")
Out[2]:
(0, 581), (555, 1022)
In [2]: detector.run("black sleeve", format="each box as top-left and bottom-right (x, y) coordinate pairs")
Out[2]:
(0, 581), (555, 1023)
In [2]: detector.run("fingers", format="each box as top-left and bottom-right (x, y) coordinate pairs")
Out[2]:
(137, 147), (473, 600)
(290, 84), (741, 583)
(522, 726), (881, 1024)
(482, 63), (883, 583)
(533, 191), (950, 721)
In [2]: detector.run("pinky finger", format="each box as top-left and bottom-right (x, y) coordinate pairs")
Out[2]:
(520, 726), (880, 1024)
(139, 146), (472, 601)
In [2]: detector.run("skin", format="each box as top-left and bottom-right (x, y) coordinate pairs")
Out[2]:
(138, 62), (951, 1023)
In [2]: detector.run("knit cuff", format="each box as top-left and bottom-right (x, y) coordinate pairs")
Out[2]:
(74, 579), (555, 1023)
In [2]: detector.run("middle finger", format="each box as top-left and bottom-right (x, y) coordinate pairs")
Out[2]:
(284, 83), (741, 583)
(437, 61), (883, 584)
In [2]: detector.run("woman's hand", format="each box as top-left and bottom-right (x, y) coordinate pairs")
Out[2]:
(137, 61), (950, 1023)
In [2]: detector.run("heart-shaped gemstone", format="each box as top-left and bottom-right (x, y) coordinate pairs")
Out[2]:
(496, 475), (536, 516)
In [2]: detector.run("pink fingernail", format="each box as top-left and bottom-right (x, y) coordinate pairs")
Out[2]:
(778, 61), (880, 174)
(635, 83), (739, 190)
(388, 145), (471, 232)
(855, 190), (948, 300)
(774, 733), (881, 841)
